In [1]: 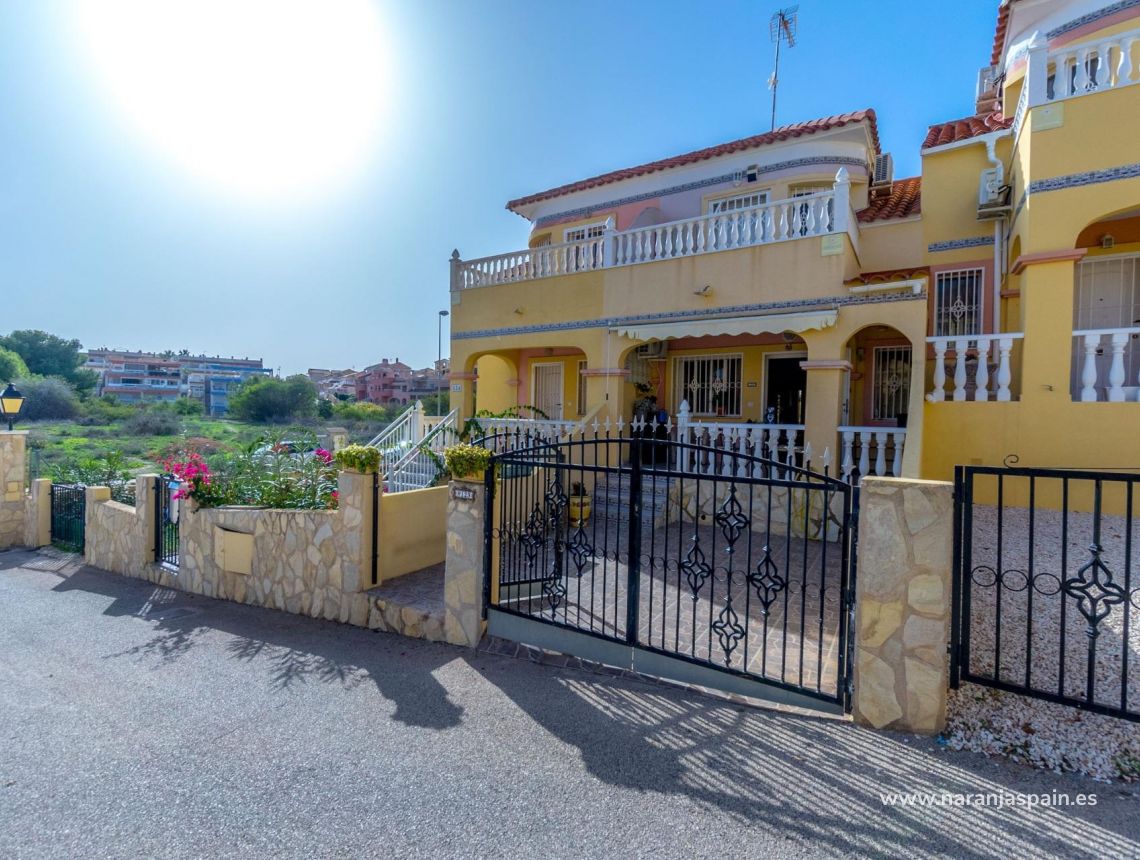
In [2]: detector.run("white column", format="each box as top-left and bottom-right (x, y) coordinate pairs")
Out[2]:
(1081, 334), (1101, 402)
(832, 168), (850, 234)
(841, 430), (854, 478)
(1108, 332), (1128, 401)
(930, 340), (947, 402)
(996, 337), (1014, 402)
(1121, 37), (1137, 85)
(858, 432), (870, 478)
(1027, 41), (1050, 106)
(952, 341), (968, 401)
(890, 432), (905, 477)
(874, 431), (888, 477)
(602, 216), (616, 268)
(974, 336), (991, 401)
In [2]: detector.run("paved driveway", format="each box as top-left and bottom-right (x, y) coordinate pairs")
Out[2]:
(1, 549), (1138, 860)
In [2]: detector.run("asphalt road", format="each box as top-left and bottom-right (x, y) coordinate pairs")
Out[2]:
(2, 548), (1138, 860)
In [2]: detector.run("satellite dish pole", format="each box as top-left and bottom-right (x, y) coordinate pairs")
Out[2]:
(769, 6), (798, 131)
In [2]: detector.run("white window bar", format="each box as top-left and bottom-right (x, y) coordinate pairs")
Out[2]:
(872, 346), (912, 421)
(934, 268), (984, 338)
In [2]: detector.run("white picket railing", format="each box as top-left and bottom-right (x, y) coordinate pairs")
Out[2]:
(1072, 327), (1140, 402)
(452, 169), (856, 290)
(839, 427), (907, 479)
(367, 402), (422, 479)
(386, 409), (459, 493)
(1026, 28), (1140, 108)
(926, 334), (1024, 402)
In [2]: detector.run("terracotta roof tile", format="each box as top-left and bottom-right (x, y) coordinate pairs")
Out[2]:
(922, 111), (1012, 149)
(506, 109), (880, 211)
(991, 1), (1013, 67)
(856, 176), (921, 223)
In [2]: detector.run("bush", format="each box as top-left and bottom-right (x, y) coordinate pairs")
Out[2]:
(15, 376), (79, 421)
(124, 410), (182, 436)
(0, 346), (29, 384)
(79, 396), (134, 425)
(334, 444), (380, 473)
(172, 398), (204, 416)
(443, 443), (492, 479)
(229, 375), (317, 423)
(332, 400), (395, 422)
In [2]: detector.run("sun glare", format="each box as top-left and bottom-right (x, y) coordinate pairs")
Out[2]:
(73, 0), (392, 205)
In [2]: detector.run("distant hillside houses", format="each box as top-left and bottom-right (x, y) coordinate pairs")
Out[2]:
(308, 358), (449, 406)
(84, 348), (271, 416)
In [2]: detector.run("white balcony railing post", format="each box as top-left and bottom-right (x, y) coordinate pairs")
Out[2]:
(996, 337), (1014, 401)
(450, 249), (462, 291)
(832, 167), (850, 234)
(1080, 334), (1100, 401)
(1108, 332), (1129, 401)
(602, 216), (616, 268)
(974, 336), (991, 401)
(952, 341), (968, 401)
(930, 340), (947, 402)
(1027, 40), (1050, 106)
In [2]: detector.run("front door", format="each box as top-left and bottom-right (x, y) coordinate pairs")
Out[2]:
(764, 355), (806, 424)
(532, 363), (564, 420)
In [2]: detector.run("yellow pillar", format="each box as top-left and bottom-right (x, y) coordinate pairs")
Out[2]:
(1016, 257), (1081, 405)
(800, 361), (848, 473)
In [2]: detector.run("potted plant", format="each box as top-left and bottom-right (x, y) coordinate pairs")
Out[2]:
(568, 480), (591, 525)
(334, 444), (381, 474)
(443, 443), (493, 481)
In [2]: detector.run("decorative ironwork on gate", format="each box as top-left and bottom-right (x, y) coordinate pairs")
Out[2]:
(951, 465), (1140, 722)
(484, 425), (858, 711)
(154, 476), (180, 568)
(50, 483), (86, 552)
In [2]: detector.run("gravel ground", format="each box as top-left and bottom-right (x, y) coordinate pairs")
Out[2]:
(947, 501), (1140, 781)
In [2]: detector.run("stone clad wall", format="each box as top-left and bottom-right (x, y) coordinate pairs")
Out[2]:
(24, 479), (51, 548)
(0, 432), (28, 549)
(854, 477), (953, 734)
(84, 477), (169, 585)
(177, 469), (374, 626)
(444, 478), (487, 647)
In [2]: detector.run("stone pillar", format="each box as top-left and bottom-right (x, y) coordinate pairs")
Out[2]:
(0, 431), (28, 549)
(444, 478), (487, 647)
(854, 477), (953, 734)
(136, 475), (159, 564)
(335, 468), (375, 593)
(24, 478), (51, 548)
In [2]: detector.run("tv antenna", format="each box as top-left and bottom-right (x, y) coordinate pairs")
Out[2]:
(768, 6), (798, 131)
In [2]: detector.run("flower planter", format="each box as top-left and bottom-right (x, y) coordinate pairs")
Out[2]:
(568, 494), (591, 525)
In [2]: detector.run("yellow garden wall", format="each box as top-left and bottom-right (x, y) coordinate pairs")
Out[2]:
(378, 485), (448, 582)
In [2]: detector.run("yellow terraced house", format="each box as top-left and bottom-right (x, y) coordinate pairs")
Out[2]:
(446, 0), (1140, 481)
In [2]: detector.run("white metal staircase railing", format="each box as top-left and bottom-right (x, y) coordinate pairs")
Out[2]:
(366, 402), (423, 479)
(387, 409), (459, 492)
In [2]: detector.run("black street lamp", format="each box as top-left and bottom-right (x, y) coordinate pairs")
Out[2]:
(437, 310), (449, 409)
(0, 382), (25, 431)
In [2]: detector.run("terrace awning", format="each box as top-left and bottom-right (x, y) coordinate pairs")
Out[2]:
(611, 308), (838, 342)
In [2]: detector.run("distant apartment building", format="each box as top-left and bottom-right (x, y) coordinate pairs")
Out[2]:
(84, 349), (271, 415)
(308, 368), (358, 400)
(349, 358), (449, 406)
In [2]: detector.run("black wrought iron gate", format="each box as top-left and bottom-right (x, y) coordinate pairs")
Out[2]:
(484, 433), (858, 713)
(50, 483), (86, 552)
(951, 464), (1140, 722)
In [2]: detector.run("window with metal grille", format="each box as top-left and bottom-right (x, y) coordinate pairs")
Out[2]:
(872, 346), (912, 421)
(673, 354), (742, 417)
(577, 360), (587, 415)
(709, 191), (768, 213)
(934, 268), (984, 336)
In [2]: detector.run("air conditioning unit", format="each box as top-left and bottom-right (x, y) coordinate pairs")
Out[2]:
(745, 164), (760, 183)
(638, 341), (668, 359)
(976, 166), (1011, 219)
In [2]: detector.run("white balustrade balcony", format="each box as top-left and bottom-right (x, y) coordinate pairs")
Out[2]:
(1027, 27), (1140, 108)
(452, 170), (857, 290)
(926, 334), (1025, 402)
(1072, 327), (1140, 402)
(839, 427), (907, 479)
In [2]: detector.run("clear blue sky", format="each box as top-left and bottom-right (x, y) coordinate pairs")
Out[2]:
(0, 1), (999, 376)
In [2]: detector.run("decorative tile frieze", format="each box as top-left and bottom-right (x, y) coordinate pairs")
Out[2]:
(1047, 0), (1140, 39)
(532, 156), (868, 228)
(453, 290), (925, 341)
(927, 236), (995, 253)
(1028, 162), (1140, 195)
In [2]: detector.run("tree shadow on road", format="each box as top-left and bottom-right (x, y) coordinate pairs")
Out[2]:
(50, 563), (465, 731)
(468, 652), (1140, 860)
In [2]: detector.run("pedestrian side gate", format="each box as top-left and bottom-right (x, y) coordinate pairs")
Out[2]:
(483, 432), (859, 713)
(50, 483), (86, 552)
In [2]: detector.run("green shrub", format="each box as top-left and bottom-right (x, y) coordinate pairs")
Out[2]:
(15, 376), (79, 421)
(172, 398), (204, 416)
(124, 410), (182, 436)
(334, 444), (380, 473)
(443, 443), (491, 479)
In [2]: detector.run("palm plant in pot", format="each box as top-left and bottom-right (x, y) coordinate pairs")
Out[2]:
(568, 480), (591, 525)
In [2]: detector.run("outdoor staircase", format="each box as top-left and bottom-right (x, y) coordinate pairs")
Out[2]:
(589, 469), (674, 529)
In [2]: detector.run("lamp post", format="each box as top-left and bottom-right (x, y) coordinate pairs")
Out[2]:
(437, 310), (449, 411)
(0, 382), (25, 431)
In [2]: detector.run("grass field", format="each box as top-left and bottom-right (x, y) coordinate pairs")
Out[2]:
(25, 415), (387, 478)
